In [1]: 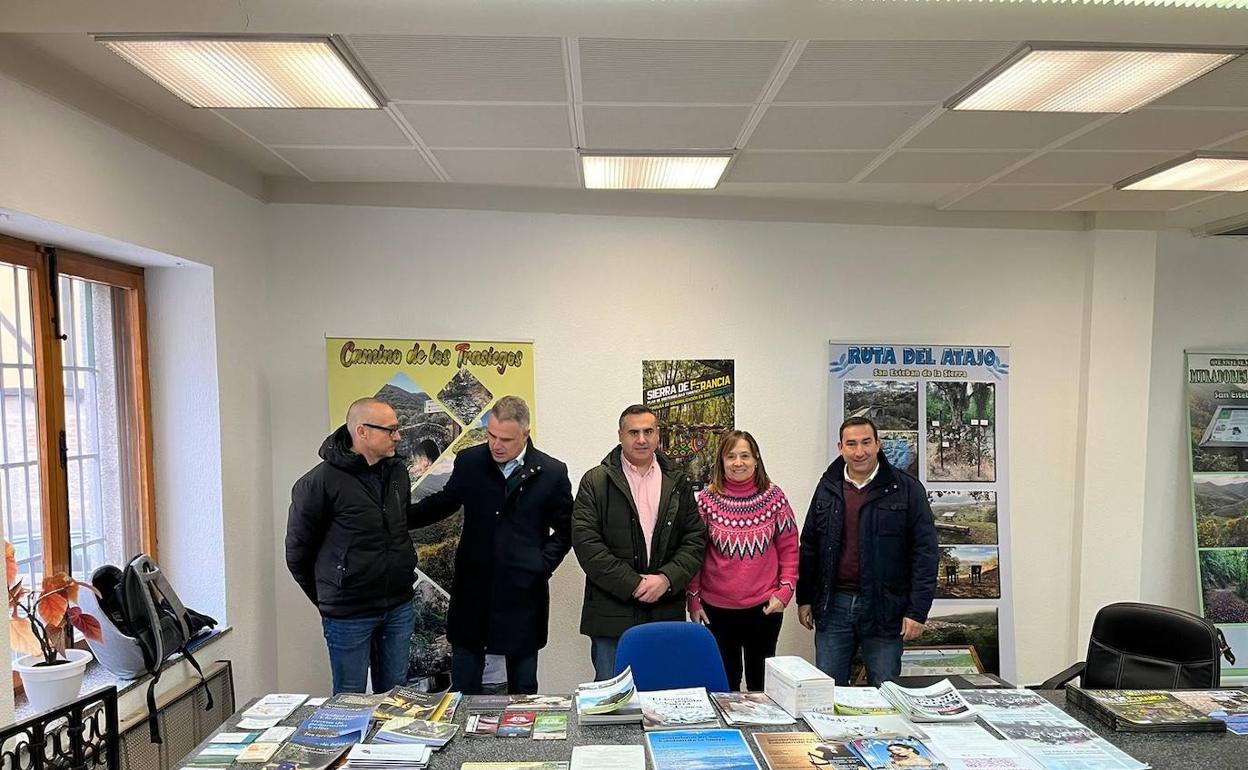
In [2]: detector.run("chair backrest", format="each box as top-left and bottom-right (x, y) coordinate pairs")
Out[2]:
(0, 686), (119, 770)
(614, 621), (730, 692)
(1083, 602), (1229, 689)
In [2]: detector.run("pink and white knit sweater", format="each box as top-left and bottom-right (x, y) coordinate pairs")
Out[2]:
(687, 478), (799, 613)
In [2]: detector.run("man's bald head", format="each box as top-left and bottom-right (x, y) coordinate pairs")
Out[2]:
(346, 398), (396, 432)
(346, 398), (401, 464)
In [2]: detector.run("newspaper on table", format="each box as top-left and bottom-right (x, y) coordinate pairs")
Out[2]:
(959, 689), (1149, 770)
(879, 679), (978, 722)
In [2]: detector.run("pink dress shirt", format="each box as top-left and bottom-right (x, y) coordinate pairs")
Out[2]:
(621, 455), (662, 562)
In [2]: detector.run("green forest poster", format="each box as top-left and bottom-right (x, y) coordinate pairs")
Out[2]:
(642, 359), (735, 490)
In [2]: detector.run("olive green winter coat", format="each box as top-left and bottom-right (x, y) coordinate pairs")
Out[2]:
(571, 446), (707, 638)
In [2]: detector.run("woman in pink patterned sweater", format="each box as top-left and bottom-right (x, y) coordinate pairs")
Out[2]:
(688, 430), (799, 691)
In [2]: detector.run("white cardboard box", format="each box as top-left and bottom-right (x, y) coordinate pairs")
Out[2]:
(763, 656), (837, 717)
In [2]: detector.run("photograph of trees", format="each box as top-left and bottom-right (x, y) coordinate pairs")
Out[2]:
(844, 380), (919, 430)
(926, 381), (996, 482)
(1201, 549), (1248, 623)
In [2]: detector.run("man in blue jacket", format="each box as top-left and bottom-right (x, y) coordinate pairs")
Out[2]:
(797, 416), (938, 685)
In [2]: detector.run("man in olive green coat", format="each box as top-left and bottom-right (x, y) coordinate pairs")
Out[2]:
(572, 404), (707, 679)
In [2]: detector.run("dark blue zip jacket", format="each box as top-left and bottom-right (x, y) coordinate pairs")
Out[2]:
(796, 453), (938, 636)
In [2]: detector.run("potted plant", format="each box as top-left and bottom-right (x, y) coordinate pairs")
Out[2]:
(7, 541), (103, 711)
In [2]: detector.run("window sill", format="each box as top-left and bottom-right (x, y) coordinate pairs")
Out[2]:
(13, 625), (232, 721)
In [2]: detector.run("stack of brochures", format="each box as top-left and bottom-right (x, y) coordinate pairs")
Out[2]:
(801, 709), (920, 742)
(342, 743), (432, 769)
(709, 692), (796, 726)
(879, 679), (979, 722)
(830, 686), (900, 716)
(575, 667), (643, 724)
(372, 687), (460, 723)
(372, 717), (459, 748)
(1066, 687), (1228, 733)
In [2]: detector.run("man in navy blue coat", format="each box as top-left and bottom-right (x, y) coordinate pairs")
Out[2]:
(409, 395), (572, 693)
(796, 416), (938, 685)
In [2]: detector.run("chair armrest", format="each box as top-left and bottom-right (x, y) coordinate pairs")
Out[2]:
(1028, 662), (1084, 690)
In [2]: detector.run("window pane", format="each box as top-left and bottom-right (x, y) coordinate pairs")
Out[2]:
(0, 262), (43, 590)
(60, 275), (135, 580)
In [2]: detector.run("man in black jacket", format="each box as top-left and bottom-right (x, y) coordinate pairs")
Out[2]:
(408, 396), (573, 694)
(287, 398), (442, 694)
(797, 416), (938, 686)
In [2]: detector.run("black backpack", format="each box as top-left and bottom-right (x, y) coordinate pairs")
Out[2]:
(92, 555), (218, 742)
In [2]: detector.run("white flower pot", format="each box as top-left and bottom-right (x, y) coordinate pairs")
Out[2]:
(14, 648), (92, 712)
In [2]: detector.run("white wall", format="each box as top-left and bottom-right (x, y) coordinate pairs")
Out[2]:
(1143, 234), (1248, 615)
(265, 204), (1097, 690)
(0, 72), (277, 719)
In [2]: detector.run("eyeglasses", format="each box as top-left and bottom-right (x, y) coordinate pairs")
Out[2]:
(363, 423), (402, 437)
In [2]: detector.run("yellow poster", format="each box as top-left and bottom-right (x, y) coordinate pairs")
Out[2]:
(325, 337), (535, 688)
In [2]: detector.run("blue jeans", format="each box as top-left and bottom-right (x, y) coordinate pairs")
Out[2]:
(452, 647), (540, 694)
(814, 592), (902, 686)
(321, 601), (415, 694)
(590, 636), (620, 681)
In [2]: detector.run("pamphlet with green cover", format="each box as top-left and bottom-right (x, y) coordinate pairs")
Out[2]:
(1066, 687), (1226, 732)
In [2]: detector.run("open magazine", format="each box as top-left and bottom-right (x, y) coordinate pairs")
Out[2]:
(879, 679), (978, 722)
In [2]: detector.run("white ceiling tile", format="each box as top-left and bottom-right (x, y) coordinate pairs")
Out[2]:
(1060, 109), (1248, 151)
(861, 151), (1029, 183)
(714, 182), (968, 205)
(220, 109), (409, 147)
(776, 41), (1017, 103)
(397, 104), (571, 148)
(1155, 56), (1248, 108)
(748, 105), (930, 150)
(276, 148), (439, 182)
(1000, 151), (1178, 185)
(726, 151), (876, 183)
(434, 149), (579, 186)
(347, 35), (567, 101)
(1061, 189), (1213, 211)
(946, 185), (1106, 210)
(905, 111), (1102, 150)
(578, 39), (788, 103)
(582, 106), (750, 150)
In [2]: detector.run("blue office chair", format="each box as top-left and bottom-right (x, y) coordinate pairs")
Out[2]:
(614, 621), (731, 691)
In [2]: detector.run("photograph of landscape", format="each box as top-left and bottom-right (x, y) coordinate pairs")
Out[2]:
(844, 379), (918, 430)
(376, 373), (463, 486)
(929, 490), (998, 545)
(1195, 474), (1248, 548)
(936, 545), (1001, 599)
(1190, 380), (1248, 472)
(927, 381), (996, 482)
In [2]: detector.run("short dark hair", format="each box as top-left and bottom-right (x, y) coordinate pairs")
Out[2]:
(839, 416), (878, 441)
(618, 404), (657, 430)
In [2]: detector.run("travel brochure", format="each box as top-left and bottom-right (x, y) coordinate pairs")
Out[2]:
(576, 667), (644, 724)
(1170, 689), (1248, 734)
(570, 745), (645, 770)
(372, 687), (456, 722)
(372, 716), (458, 747)
(711, 692), (797, 725)
(342, 743), (432, 769)
(639, 687), (721, 730)
(645, 728), (761, 770)
(753, 732), (867, 770)
(832, 688), (901, 717)
(802, 711), (921, 742)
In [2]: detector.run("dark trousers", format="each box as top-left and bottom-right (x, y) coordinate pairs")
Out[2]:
(451, 646), (539, 694)
(703, 601), (784, 691)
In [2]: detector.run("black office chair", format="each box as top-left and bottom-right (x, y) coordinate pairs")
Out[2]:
(0, 686), (120, 770)
(1033, 602), (1236, 690)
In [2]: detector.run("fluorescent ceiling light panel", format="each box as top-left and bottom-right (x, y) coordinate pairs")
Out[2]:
(1119, 154), (1248, 191)
(949, 46), (1239, 113)
(98, 37), (379, 108)
(582, 154), (732, 190)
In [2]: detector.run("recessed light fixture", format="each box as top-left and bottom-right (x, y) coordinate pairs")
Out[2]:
(1117, 152), (1248, 192)
(95, 35), (382, 109)
(947, 43), (1242, 113)
(581, 152), (734, 190)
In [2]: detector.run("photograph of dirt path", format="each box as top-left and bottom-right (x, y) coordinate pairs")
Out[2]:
(936, 545), (1001, 599)
(1201, 549), (1248, 623)
(929, 490), (997, 545)
(926, 381), (996, 482)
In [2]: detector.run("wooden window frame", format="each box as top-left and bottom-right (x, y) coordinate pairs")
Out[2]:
(0, 233), (157, 579)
